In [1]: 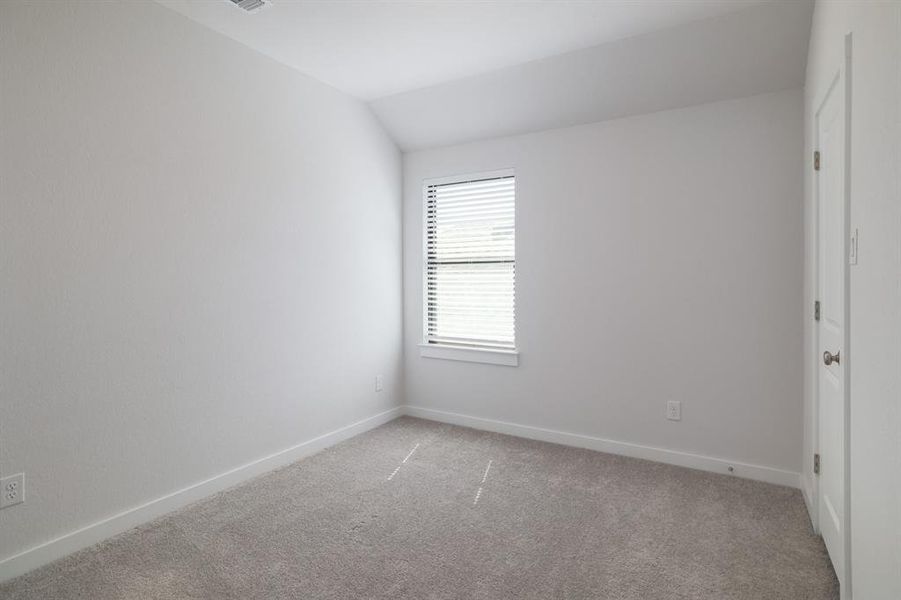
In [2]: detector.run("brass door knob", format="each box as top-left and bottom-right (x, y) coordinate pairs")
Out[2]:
(823, 350), (841, 365)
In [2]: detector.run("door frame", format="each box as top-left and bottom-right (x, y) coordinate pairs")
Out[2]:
(811, 32), (853, 598)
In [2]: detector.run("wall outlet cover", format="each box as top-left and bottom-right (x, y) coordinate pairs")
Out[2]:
(666, 401), (682, 421)
(1, 473), (25, 509)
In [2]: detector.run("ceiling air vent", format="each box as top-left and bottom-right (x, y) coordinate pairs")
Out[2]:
(227, 0), (269, 13)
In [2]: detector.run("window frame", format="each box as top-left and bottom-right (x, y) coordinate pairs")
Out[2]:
(420, 169), (518, 367)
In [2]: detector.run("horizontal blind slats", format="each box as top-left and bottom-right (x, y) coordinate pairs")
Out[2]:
(425, 175), (515, 349)
(430, 179), (514, 194)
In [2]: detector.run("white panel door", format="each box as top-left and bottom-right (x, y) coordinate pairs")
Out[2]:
(816, 67), (848, 586)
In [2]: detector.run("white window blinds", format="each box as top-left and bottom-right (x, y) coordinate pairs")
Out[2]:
(425, 173), (515, 351)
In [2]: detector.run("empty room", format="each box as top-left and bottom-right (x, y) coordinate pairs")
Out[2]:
(1, 0), (899, 598)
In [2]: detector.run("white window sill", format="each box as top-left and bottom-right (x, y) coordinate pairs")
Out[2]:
(419, 344), (519, 367)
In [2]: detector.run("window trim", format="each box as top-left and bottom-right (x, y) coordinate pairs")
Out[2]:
(418, 343), (518, 367)
(420, 169), (518, 366)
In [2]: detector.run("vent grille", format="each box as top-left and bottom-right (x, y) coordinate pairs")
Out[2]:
(228, 0), (268, 13)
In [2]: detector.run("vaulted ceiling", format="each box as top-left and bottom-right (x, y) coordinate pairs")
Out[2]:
(156, 0), (813, 151)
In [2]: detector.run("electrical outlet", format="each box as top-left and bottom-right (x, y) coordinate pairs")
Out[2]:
(1, 473), (25, 509)
(666, 401), (682, 421)
(375, 375), (383, 392)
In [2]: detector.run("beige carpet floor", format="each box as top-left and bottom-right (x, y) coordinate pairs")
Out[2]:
(0, 416), (838, 599)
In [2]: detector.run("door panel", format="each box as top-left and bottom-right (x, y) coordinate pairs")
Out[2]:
(816, 69), (847, 585)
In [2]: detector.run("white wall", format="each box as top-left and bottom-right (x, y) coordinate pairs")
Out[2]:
(803, 2), (901, 598)
(403, 90), (804, 479)
(0, 0), (402, 571)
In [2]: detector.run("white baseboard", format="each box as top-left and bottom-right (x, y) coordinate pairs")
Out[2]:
(403, 405), (801, 489)
(0, 406), (403, 584)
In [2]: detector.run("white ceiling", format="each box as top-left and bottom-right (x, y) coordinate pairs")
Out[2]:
(156, 0), (769, 101)
(157, 0), (813, 151)
(371, 0), (814, 150)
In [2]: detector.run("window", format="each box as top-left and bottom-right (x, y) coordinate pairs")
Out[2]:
(422, 170), (516, 365)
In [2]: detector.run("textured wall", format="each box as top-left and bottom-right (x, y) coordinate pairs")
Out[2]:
(0, 0), (402, 563)
(404, 90), (804, 475)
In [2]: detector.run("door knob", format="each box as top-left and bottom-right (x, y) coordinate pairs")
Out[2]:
(823, 350), (840, 365)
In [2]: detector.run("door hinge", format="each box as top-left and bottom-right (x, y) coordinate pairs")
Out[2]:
(814, 453), (821, 475)
(814, 150), (820, 171)
(814, 300), (820, 321)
